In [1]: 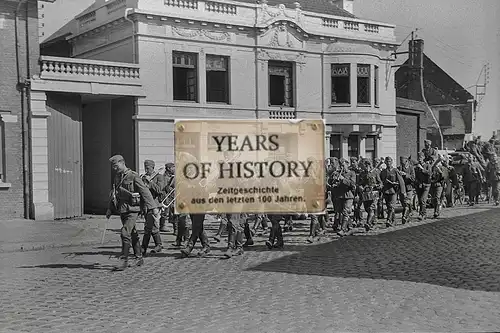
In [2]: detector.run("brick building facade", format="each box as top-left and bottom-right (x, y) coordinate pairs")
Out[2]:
(0, 0), (50, 219)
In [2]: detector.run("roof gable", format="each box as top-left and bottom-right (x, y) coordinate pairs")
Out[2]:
(395, 53), (474, 105)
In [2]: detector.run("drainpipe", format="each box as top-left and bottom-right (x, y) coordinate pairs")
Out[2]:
(15, 0), (32, 219)
(124, 8), (137, 64)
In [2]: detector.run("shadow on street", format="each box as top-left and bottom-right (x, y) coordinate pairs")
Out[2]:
(247, 209), (500, 292)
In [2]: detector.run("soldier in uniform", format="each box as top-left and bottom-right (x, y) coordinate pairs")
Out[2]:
(486, 154), (500, 206)
(398, 155), (416, 224)
(224, 213), (246, 258)
(464, 155), (484, 206)
(422, 139), (438, 163)
(106, 155), (157, 271)
(331, 158), (357, 237)
(357, 158), (383, 231)
(180, 213), (211, 257)
(140, 160), (165, 256)
(266, 214), (284, 249)
(374, 157), (386, 220)
(429, 156), (445, 218)
(414, 152), (432, 220)
(380, 156), (404, 227)
(161, 163), (175, 233)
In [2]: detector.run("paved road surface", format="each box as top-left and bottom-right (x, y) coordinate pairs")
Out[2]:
(1, 208), (499, 332)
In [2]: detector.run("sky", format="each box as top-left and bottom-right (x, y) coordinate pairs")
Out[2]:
(41, 0), (500, 137)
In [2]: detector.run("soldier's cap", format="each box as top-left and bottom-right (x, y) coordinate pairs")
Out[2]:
(109, 155), (124, 164)
(424, 139), (432, 144)
(144, 159), (155, 167)
(165, 162), (174, 168)
(385, 156), (393, 161)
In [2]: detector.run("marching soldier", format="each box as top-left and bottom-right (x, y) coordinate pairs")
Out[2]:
(181, 213), (211, 257)
(224, 213), (246, 257)
(374, 157), (386, 220)
(106, 155), (157, 271)
(422, 139), (438, 163)
(357, 158), (383, 232)
(331, 158), (357, 237)
(380, 156), (405, 227)
(441, 157), (458, 208)
(464, 155), (484, 206)
(414, 152), (432, 220)
(141, 160), (165, 256)
(398, 155), (416, 224)
(429, 156), (445, 218)
(266, 214), (284, 250)
(486, 154), (500, 206)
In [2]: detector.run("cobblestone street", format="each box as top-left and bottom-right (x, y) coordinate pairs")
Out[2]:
(1, 207), (500, 333)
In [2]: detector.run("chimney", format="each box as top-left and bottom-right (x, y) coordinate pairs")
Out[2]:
(331, 0), (354, 15)
(407, 39), (425, 101)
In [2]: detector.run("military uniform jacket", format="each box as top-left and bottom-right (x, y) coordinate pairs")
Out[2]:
(415, 163), (432, 185)
(110, 168), (156, 214)
(422, 147), (438, 163)
(398, 164), (416, 192)
(486, 159), (500, 182)
(329, 169), (356, 199)
(380, 167), (399, 195)
(142, 173), (165, 208)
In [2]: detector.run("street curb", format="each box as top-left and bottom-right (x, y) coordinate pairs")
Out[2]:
(0, 238), (117, 254)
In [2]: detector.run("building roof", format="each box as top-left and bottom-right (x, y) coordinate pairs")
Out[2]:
(42, 0), (355, 45)
(233, 0), (356, 18)
(396, 53), (474, 105)
(396, 97), (427, 113)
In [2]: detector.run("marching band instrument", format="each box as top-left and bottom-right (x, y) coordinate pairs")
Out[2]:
(140, 166), (166, 181)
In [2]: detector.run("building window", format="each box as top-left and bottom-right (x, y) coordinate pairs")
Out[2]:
(374, 66), (379, 106)
(439, 110), (452, 127)
(331, 64), (350, 104)
(330, 135), (341, 158)
(365, 136), (376, 161)
(357, 64), (370, 104)
(268, 61), (294, 107)
(206, 55), (229, 103)
(348, 135), (359, 158)
(173, 51), (198, 102)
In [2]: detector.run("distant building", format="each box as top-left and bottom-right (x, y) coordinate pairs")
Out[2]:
(396, 39), (476, 151)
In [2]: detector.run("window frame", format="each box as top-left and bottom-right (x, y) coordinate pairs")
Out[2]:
(172, 51), (199, 102)
(206, 54), (230, 104)
(365, 135), (377, 160)
(268, 60), (294, 107)
(374, 65), (379, 107)
(331, 63), (351, 105)
(330, 134), (341, 158)
(348, 135), (359, 158)
(439, 109), (452, 128)
(357, 64), (371, 105)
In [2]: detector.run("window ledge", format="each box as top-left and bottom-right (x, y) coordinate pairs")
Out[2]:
(268, 106), (295, 110)
(375, 105), (380, 108)
(0, 182), (12, 189)
(207, 102), (230, 105)
(357, 103), (372, 107)
(330, 103), (351, 107)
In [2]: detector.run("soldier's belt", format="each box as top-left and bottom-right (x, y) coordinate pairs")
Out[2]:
(361, 190), (378, 202)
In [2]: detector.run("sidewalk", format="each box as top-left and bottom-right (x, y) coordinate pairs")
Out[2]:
(0, 215), (123, 253)
(0, 204), (496, 253)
